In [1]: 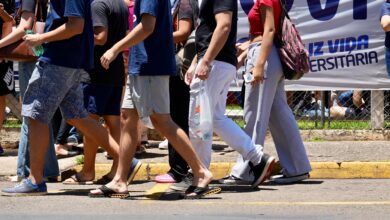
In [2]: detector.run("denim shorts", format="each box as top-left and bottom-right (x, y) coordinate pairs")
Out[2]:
(122, 75), (170, 119)
(82, 83), (123, 116)
(22, 61), (88, 124)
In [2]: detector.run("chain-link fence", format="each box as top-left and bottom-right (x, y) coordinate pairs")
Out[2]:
(226, 88), (390, 130)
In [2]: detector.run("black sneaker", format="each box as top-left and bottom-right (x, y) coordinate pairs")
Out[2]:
(170, 173), (193, 191)
(249, 153), (276, 188)
(270, 173), (310, 184)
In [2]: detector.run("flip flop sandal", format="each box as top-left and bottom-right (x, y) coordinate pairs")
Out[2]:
(95, 175), (112, 185)
(183, 186), (222, 200)
(62, 174), (94, 185)
(88, 185), (130, 199)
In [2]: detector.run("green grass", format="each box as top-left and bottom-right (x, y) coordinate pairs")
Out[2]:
(75, 155), (84, 165)
(3, 119), (22, 128)
(232, 118), (390, 130)
(307, 136), (326, 142)
(226, 105), (242, 110)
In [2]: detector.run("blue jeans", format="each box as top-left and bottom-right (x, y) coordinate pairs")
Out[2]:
(16, 61), (59, 178)
(386, 48), (390, 78)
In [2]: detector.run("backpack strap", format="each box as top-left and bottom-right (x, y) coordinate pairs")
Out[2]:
(275, 0), (289, 47)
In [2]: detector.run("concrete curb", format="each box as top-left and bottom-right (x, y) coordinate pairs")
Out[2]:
(65, 161), (390, 181)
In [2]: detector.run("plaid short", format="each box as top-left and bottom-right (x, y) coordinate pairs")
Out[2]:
(22, 61), (88, 124)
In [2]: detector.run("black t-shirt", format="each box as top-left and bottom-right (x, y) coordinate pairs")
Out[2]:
(196, 0), (237, 66)
(20, 0), (47, 22)
(89, 0), (129, 86)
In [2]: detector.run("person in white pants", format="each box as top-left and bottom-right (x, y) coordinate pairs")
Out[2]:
(221, 0), (311, 185)
(170, 0), (276, 191)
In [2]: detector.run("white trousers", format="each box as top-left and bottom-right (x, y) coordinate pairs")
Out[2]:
(189, 60), (263, 168)
(231, 43), (312, 181)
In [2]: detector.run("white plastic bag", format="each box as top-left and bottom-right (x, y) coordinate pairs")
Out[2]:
(196, 81), (213, 141)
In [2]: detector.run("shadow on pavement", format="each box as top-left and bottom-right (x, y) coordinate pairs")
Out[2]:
(265, 180), (324, 186)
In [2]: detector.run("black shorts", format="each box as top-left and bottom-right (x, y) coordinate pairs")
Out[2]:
(82, 83), (123, 116)
(0, 61), (14, 96)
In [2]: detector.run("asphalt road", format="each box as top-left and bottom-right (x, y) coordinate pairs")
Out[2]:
(0, 179), (389, 219)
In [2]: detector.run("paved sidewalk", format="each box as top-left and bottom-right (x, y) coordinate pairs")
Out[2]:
(1, 141), (389, 180)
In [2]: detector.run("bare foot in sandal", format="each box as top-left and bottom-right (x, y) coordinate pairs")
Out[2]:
(63, 173), (94, 185)
(89, 179), (128, 198)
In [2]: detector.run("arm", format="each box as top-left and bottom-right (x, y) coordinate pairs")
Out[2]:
(236, 41), (250, 69)
(381, 15), (390, 32)
(251, 6), (275, 85)
(196, 11), (233, 80)
(0, 11), (34, 48)
(94, 26), (108, 45)
(100, 13), (155, 69)
(23, 16), (85, 47)
(173, 18), (192, 44)
(0, 7), (14, 23)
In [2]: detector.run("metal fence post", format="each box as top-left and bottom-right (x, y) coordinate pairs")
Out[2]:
(371, 90), (385, 130)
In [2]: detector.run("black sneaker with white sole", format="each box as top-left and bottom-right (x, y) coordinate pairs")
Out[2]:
(218, 175), (251, 185)
(170, 173), (193, 191)
(249, 153), (276, 188)
(270, 173), (309, 184)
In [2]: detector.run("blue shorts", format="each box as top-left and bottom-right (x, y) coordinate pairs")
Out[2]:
(82, 83), (123, 116)
(22, 61), (88, 124)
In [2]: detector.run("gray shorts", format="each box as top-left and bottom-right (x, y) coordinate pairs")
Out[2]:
(122, 75), (170, 118)
(22, 61), (88, 124)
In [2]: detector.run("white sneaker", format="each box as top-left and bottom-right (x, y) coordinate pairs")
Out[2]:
(8, 175), (23, 182)
(158, 139), (168, 150)
(218, 175), (251, 185)
(270, 173), (310, 184)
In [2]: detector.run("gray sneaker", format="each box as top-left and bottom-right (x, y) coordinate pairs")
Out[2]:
(270, 173), (310, 184)
(218, 175), (251, 185)
(170, 173), (193, 191)
(2, 178), (47, 196)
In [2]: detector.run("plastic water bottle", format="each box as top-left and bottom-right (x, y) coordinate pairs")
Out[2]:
(25, 30), (45, 57)
(243, 71), (254, 83)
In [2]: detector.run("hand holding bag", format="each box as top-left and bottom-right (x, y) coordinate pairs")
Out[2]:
(0, 0), (46, 62)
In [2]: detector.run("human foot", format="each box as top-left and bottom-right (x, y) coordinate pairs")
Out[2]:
(191, 168), (213, 188)
(63, 173), (94, 185)
(55, 144), (78, 158)
(89, 181), (129, 198)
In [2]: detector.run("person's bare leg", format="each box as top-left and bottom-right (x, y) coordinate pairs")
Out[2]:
(74, 114), (101, 181)
(67, 117), (119, 173)
(90, 108), (139, 194)
(150, 113), (212, 188)
(103, 114), (121, 179)
(0, 96), (5, 131)
(28, 118), (50, 184)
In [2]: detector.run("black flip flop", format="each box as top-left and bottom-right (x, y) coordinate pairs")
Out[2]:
(183, 186), (222, 199)
(88, 185), (130, 199)
(95, 175), (112, 185)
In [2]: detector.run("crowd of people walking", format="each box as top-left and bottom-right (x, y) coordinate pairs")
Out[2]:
(0, 0), (311, 199)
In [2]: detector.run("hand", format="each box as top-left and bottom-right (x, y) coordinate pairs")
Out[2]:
(100, 49), (118, 70)
(236, 41), (249, 56)
(237, 54), (246, 69)
(195, 60), (210, 81)
(184, 63), (196, 85)
(0, 3), (4, 10)
(250, 64), (265, 86)
(23, 34), (43, 48)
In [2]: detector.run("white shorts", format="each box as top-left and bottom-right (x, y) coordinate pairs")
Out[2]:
(122, 75), (170, 118)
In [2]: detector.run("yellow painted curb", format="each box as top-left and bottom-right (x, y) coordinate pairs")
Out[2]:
(69, 161), (390, 181)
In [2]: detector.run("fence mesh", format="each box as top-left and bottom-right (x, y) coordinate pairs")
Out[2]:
(226, 88), (390, 130)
